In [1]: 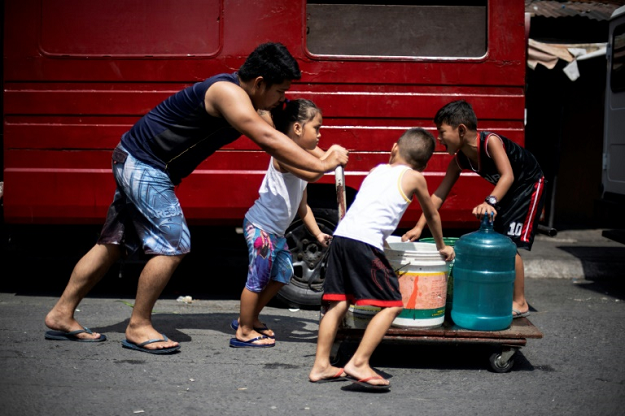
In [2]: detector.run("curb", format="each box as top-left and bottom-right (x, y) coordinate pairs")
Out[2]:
(521, 229), (625, 280)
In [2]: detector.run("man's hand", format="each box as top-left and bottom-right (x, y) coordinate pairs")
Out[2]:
(321, 147), (349, 172)
(324, 144), (348, 157)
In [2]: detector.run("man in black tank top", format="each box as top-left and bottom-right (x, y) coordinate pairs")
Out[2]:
(44, 43), (349, 353)
(403, 100), (545, 319)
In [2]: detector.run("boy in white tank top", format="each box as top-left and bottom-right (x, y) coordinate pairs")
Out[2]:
(309, 128), (455, 390)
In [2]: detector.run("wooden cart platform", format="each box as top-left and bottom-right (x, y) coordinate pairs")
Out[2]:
(332, 317), (543, 373)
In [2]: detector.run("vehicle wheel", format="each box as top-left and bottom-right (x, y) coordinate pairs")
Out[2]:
(489, 350), (516, 373)
(275, 208), (338, 309)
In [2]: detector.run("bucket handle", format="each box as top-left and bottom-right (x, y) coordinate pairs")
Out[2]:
(393, 263), (410, 275)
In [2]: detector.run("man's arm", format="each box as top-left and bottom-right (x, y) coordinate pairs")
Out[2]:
(206, 82), (347, 173)
(278, 145), (348, 182)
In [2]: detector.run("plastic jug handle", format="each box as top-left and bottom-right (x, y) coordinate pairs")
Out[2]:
(480, 212), (494, 229)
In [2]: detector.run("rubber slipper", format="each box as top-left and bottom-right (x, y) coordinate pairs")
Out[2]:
(342, 375), (391, 392)
(45, 327), (107, 342)
(230, 319), (275, 339)
(121, 334), (180, 354)
(229, 335), (274, 348)
(310, 368), (348, 383)
(512, 309), (530, 318)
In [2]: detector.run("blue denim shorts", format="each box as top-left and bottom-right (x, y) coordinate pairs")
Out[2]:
(243, 218), (293, 293)
(98, 145), (191, 256)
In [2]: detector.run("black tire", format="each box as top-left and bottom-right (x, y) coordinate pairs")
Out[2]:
(275, 208), (338, 309)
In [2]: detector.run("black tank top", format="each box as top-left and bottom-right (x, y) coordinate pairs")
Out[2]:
(455, 131), (543, 206)
(121, 72), (242, 184)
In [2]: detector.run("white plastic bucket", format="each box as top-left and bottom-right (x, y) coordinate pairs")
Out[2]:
(343, 304), (382, 329)
(385, 236), (448, 328)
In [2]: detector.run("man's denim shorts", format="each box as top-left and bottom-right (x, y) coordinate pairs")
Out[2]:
(98, 145), (191, 256)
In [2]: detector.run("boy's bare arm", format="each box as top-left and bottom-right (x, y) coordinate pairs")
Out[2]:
(403, 161), (461, 242)
(206, 82), (347, 173)
(403, 171), (454, 261)
(472, 136), (514, 219)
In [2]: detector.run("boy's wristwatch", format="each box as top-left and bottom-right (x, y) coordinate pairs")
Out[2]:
(485, 195), (499, 209)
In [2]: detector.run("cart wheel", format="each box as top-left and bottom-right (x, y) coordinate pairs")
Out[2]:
(489, 349), (516, 373)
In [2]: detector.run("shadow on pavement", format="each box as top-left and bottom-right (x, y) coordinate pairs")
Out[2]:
(571, 279), (625, 301)
(557, 245), (625, 301)
(335, 340), (539, 373)
(88, 312), (323, 345)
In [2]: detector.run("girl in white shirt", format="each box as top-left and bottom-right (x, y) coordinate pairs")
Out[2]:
(230, 99), (348, 348)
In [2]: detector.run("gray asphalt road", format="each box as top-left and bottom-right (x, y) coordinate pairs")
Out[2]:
(1, 275), (624, 416)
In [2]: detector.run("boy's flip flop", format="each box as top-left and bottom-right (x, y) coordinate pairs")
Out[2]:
(342, 376), (391, 392)
(230, 319), (275, 339)
(309, 368), (349, 383)
(45, 327), (107, 342)
(229, 336), (275, 348)
(513, 309), (530, 319)
(121, 335), (180, 354)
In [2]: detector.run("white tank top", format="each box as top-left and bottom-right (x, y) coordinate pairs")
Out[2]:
(245, 157), (308, 236)
(334, 164), (412, 250)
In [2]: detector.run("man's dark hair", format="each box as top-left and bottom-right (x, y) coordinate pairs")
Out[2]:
(434, 100), (478, 130)
(239, 42), (301, 88)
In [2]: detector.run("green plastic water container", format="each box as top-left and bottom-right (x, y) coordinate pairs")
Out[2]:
(451, 216), (517, 331)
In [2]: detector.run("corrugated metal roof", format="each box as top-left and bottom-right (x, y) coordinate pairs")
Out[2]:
(525, 1), (623, 21)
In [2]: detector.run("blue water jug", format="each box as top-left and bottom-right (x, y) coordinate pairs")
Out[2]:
(451, 215), (517, 331)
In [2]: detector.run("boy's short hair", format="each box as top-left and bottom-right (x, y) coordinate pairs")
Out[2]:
(434, 100), (478, 130)
(239, 42), (301, 88)
(397, 128), (436, 170)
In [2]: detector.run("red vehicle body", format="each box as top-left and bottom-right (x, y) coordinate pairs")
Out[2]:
(3, 0), (526, 228)
(3, 1), (527, 306)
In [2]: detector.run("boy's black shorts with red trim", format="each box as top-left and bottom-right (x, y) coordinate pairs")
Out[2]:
(496, 176), (546, 251)
(322, 236), (403, 308)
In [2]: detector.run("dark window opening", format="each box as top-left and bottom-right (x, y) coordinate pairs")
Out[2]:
(306, 1), (487, 58)
(611, 23), (625, 92)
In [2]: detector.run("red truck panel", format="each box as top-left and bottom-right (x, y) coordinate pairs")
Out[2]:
(3, 0), (526, 228)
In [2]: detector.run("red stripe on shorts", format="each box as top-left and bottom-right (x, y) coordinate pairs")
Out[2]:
(521, 176), (545, 243)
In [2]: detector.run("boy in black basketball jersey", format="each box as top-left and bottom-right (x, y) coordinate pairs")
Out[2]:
(404, 100), (545, 319)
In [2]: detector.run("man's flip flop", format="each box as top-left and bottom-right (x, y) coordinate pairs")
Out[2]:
(229, 335), (275, 348)
(121, 335), (180, 354)
(230, 319), (275, 339)
(45, 327), (107, 342)
(309, 368), (348, 383)
(342, 376), (391, 392)
(513, 309), (530, 319)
